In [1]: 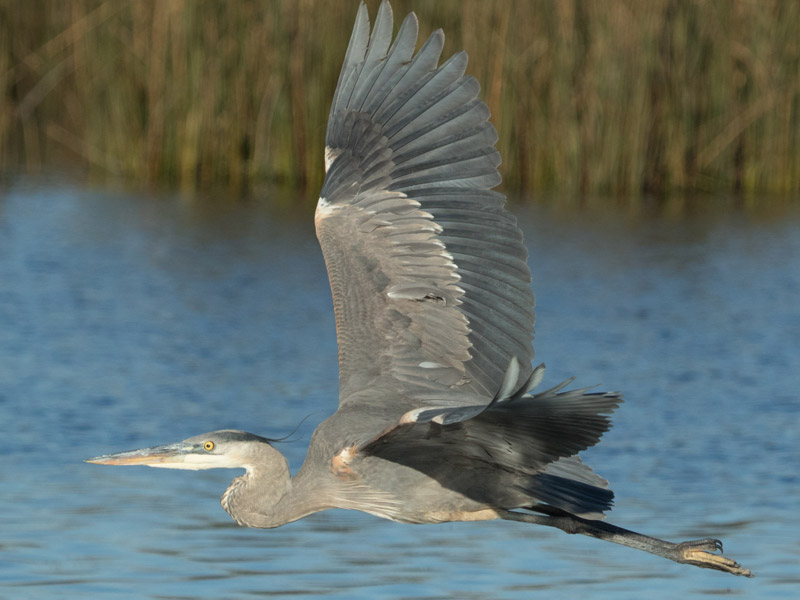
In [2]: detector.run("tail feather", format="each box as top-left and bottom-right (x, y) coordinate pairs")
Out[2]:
(519, 473), (614, 519)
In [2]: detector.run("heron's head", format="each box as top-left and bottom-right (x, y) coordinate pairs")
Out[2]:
(86, 430), (275, 471)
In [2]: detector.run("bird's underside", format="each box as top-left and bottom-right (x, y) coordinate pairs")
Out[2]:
(87, 0), (752, 578)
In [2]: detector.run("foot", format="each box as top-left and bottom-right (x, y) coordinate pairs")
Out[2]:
(675, 539), (753, 577)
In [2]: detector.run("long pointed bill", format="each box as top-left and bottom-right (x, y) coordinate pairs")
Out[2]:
(86, 443), (188, 468)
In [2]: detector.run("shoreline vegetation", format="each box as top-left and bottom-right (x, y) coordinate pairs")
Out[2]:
(1, 1), (799, 204)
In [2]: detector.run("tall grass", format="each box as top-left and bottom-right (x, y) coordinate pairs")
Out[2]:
(1, 0), (799, 201)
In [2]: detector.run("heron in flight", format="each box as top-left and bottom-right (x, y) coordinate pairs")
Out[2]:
(88, 1), (750, 577)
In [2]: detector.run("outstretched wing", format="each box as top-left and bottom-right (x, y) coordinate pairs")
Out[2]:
(317, 1), (535, 415)
(316, 2), (622, 518)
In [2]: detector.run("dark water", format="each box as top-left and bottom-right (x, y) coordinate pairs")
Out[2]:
(1, 178), (798, 598)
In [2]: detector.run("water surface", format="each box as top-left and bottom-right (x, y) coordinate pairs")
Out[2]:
(1, 178), (798, 598)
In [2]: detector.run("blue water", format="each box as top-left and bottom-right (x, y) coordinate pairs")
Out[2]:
(1, 177), (798, 598)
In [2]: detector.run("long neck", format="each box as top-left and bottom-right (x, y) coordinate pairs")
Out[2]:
(220, 445), (323, 528)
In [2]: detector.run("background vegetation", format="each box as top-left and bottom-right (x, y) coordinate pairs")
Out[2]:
(1, 0), (799, 203)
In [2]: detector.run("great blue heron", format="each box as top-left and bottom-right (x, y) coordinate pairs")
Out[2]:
(88, 1), (751, 577)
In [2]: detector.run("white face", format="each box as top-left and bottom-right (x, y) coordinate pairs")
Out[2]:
(145, 452), (246, 470)
(148, 440), (255, 471)
(87, 432), (261, 472)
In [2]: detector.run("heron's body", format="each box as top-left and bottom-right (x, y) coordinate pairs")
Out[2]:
(88, 0), (751, 577)
(148, 424), (493, 530)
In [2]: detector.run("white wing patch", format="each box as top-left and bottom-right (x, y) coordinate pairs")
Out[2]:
(324, 146), (341, 173)
(315, 197), (342, 228)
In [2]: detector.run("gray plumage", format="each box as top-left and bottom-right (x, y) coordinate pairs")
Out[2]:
(87, 1), (751, 577)
(316, 0), (613, 518)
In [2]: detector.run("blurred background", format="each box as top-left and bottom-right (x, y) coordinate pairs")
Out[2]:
(1, 0), (799, 202)
(2, 2), (800, 598)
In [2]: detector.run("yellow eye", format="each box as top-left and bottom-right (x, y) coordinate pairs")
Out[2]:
(203, 441), (215, 451)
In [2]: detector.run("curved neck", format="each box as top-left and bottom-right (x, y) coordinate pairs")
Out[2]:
(220, 445), (323, 528)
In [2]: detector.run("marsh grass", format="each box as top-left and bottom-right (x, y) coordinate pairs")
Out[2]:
(1, 0), (799, 203)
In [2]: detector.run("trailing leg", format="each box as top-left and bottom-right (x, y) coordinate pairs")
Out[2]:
(499, 509), (752, 577)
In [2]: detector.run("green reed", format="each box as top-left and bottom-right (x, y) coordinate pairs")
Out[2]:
(1, 0), (798, 202)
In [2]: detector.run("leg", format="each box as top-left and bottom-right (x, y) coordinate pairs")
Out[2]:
(499, 509), (752, 577)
